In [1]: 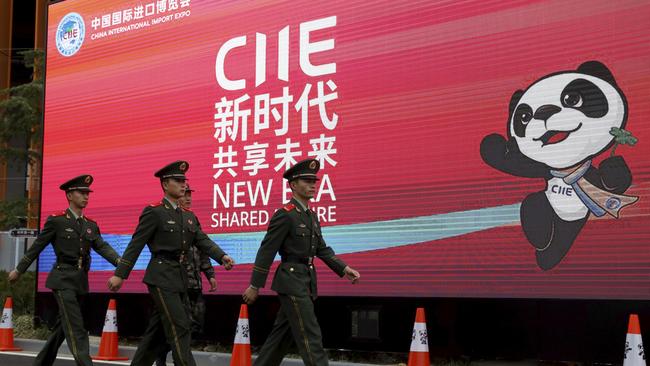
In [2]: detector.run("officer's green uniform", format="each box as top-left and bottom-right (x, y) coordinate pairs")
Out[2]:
(113, 161), (229, 366)
(156, 186), (216, 366)
(15, 175), (120, 366)
(155, 243), (214, 366)
(251, 159), (347, 366)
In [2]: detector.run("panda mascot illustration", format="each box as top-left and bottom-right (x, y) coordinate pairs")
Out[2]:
(480, 61), (639, 270)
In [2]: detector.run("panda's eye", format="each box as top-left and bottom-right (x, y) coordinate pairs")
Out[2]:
(512, 104), (533, 138)
(560, 79), (609, 118)
(562, 92), (583, 108)
(514, 105), (533, 125)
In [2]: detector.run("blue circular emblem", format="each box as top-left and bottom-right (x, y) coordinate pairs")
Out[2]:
(605, 197), (621, 210)
(56, 13), (85, 57)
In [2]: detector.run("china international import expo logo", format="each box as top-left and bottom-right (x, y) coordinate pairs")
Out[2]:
(56, 12), (85, 57)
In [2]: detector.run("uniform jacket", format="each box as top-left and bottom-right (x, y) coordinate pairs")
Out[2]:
(114, 198), (226, 292)
(16, 208), (120, 294)
(250, 198), (347, 298)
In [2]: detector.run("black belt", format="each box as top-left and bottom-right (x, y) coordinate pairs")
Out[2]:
(56, 258), (78, 266)
(55, 258), (87, 271)
(153, 252), (183, 261)
(281, 256), (313, 265)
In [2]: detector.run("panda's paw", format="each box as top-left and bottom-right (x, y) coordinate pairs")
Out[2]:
(598, 155), (632, 193)
(480, 134), (507, 162)
(600, 155), (629, 170)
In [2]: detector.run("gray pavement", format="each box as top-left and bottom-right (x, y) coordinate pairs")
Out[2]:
(1, 338), (542, 366)
(0, 338), (379, 366)
(0, 351), (126, 366)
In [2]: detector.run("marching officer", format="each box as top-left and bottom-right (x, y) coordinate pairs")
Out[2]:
(155, 184), (217, 366)
(107, 160), (234, 366)
(8, 175), (121, 366)
(242, 158), (361, 366)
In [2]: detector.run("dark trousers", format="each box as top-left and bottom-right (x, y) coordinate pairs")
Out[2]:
(254, 294), (328, 366)
(155, 289), (205, 366)
(33, 289), (92, 366)
(131, 286), (195, 366)
(188, 290), (206, 335)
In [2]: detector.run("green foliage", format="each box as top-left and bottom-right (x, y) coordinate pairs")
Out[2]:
(0, 270), (36, 316)
(609, 127), (638, 156)
(0, 49), (44, 230)
(13, 314), (49, 340)
(0, 270), (49, 340)
(0, 50), (46, 339)
(19, 49), (45, 77)
(0, 198), (28, 230)
(0, 50), (44, 166)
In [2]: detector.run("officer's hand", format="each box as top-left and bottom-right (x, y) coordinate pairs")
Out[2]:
(221, 255), (235, 270)
(343, 266), (360, 284)
(8, 270), (20, 284)
(107, 276), (123, 292)
(208, 277), (218, 292)
(242, 286), (259, 305)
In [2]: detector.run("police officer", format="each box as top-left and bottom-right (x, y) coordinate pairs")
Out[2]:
(242, 158), (361, 366)
(8, 175), (121, 366)
(107, 161), (234, 366)
(155, 184), (217, 366)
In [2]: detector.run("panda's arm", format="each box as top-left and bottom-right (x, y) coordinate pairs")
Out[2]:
(480, 134), (551, 179)
(584, 156), (632, 194)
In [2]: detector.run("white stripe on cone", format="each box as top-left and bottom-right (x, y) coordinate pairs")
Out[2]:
(410, 322), (429, 352)
(0, 308), (12, 329)
(234, 317), (250, 345)
(102, 310), (118, 333)
(624, 333), (646, 366)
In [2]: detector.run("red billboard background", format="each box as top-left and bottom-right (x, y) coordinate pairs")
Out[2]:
(40, 0), (650, 299)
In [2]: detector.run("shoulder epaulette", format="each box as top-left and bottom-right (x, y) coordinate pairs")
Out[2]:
(283, 203), (296, 212)
(181, 206), (193, 212)
(84, 216), (97, 223)
(51, 211), (67, 217)
(149, 200), (163, 207)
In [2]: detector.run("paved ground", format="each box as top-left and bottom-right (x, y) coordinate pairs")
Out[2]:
(0, 351), (129, 366)
(1, 338), (543, 366)
(0, 338), (381, 366)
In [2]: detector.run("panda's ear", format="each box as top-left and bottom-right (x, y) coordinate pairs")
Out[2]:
(577, 61), (617, 86)
(509, 90), (524, 114)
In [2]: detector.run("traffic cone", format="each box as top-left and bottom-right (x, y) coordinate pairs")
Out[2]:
(624, 314), (646, 366)
(230, 304), (252, 366)
(92, 299), (128, 361)
(407, 307), (430, 366)
(0, 297), (22, 351)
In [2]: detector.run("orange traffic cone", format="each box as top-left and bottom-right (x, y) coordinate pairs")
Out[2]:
(624, 314), (646, 366)
(92, 299), (128, 361)
(230, 304), (252, 366)
(0, 297), (22, 352)
(408, 307), (430, 366)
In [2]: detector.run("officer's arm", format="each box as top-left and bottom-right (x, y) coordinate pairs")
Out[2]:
(250, 209), (290, 289)
(114, 206), (157, 279)
(192, 217), (217, 277)
(193, 217), (228, 264)
(92, 226), (120, 267)
(15, 216), (57, 273)
(199, 250), (215, 280)
(315, 223), (347, 277)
